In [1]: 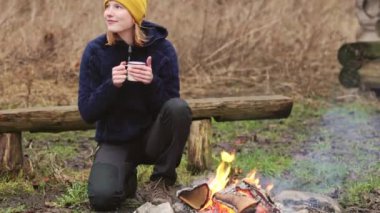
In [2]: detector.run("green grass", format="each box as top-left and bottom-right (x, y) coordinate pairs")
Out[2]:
(0, 178), (34, 213)
(234, 149), (292, 177)
(48, 145), (77, 158)
(0, 178), (34, 197)
(210, 102), (322, 175)
(340, 176), (380, 207)
(56, 182), (88, 209)
(21, 130), (97, 178)
(212, 102), (323, 148)
(287, 160), (350, 193)
(212, 118), (265, 142)
(23, 130), (95, 143)
(2, 205), (27, 213)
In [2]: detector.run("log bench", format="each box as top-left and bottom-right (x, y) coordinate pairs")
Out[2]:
(0, 95), (293, 174)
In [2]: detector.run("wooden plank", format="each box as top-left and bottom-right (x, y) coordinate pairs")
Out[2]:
(0, 95), (293, 133)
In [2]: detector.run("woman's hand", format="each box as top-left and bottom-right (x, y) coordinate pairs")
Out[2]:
(112, 61), (127, 88)
(127, 56), (153, 84)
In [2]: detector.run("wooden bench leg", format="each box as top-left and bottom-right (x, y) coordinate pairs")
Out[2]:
(0, 133), (23, 174)
(187, 119), (212, 173)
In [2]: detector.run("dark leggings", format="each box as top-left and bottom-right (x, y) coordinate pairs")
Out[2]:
(87, 98), (192, 211)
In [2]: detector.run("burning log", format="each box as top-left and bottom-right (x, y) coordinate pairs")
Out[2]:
(213, 192), (259, 213)
(178, 151), (281, 212)
(178, 181), (281, 213)
(177, 183), (210, 210)
(237, 180), (281, 213)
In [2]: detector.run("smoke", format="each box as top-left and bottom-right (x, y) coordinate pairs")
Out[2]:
(273, 104), (380, 196)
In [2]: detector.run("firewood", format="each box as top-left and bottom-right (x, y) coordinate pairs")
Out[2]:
(213, 192), (259, 213)
(238, 180), (281, 213)
(177, 183), (210, 210)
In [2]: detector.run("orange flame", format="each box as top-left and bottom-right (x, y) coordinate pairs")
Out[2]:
(200, 153), (276, 213)
(266, 184), (274, 193)
(245, 169), (275, 195)
(202, 151), (235, 210)
(244, 169), (261, 188)
(209, 151), (235, 193)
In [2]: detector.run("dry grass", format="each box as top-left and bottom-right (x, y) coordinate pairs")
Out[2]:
(0, 0), (358, 108)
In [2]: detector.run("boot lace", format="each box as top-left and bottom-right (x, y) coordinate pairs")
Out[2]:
(146, 178), (172, 204)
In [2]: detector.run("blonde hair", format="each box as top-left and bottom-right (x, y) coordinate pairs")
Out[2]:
(106, 23), (147, 47)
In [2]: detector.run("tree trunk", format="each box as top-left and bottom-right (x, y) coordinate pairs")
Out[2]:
(0, 133), (23, 174)
(0, 96), (293, 133)
(187, 119), (212, 173)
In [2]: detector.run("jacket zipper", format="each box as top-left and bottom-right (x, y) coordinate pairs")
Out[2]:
(127, 45), (132, 62)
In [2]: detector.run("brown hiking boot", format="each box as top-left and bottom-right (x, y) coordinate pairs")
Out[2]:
(144, 178), (173, 205)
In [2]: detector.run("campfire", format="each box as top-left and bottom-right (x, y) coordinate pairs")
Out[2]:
(177, 151), (281, 213)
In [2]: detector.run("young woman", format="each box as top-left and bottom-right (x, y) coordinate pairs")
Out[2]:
(78, 0), (192, 211)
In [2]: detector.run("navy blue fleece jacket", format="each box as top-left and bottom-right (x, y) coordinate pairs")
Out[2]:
(78, 21), (180, 143)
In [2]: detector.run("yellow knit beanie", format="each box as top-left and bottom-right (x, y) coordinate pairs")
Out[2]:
(104, 0), (147, 25)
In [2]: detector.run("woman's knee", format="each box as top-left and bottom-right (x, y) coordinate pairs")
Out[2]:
(89, 194), (122, 211)
(88, 183), (124, 211)
(162, 98), (192, 120)
(88, 162), (124, 211)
